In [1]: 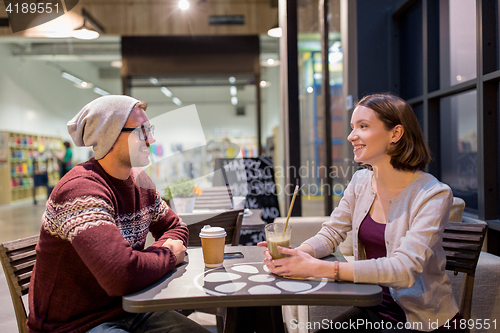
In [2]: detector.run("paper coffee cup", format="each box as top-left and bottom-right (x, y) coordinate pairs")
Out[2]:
(199, 225), (227, 268)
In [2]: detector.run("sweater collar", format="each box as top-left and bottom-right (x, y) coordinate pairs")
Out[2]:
(91, 158), (134, 187)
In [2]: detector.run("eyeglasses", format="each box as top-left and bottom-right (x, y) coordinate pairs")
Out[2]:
(121, 124), (155, 142)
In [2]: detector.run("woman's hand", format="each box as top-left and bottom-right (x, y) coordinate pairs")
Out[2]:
(263, 246), (322, 279)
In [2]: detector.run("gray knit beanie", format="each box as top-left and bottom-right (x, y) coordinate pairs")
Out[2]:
(67, 95), (140, 160)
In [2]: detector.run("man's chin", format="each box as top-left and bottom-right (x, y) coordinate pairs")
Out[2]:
(130, 156), (151, 168)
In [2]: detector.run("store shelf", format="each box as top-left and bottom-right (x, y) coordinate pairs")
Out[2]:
(0, 131), (63, 204)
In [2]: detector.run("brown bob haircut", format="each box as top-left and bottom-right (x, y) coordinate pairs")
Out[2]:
(357, 93), (431, 171)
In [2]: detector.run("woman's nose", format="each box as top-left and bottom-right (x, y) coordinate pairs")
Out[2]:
(347, 130), (357, 142)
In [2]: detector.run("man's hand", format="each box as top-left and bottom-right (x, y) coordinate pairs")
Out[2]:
(162, 238), (186, 265)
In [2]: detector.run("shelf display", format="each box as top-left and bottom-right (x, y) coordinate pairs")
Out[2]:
(0, 132), (63, 204)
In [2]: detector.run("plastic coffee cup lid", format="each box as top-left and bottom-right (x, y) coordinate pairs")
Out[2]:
(199, 225), (227, 238)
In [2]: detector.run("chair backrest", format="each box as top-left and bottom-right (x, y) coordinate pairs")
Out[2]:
(0, 235), (39, 333)
(194, 186), (233, 211)
(449, 197), (466, 222)
(443, 221), (487, 322)
(180, 209), (244, 246)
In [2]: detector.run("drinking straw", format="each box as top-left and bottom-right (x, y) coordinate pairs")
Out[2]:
(284, 185), (299, 232)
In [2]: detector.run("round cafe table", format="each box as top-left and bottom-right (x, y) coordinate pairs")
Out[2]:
(123, 246), (382, 333)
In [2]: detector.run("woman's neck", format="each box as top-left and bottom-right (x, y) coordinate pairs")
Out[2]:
(371, 165), (415, 197)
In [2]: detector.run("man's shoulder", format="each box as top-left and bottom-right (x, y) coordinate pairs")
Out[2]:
(51, 160), (113, 202)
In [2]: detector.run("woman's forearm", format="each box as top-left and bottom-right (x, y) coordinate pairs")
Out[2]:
(296, 243), (315, 256)
(313, 260), (354, 281)
(296, 242), (354, 281)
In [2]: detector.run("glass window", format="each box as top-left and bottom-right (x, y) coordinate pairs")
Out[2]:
(399, 0), (423, 99)
(297, 0), (343, 216)
(439, 0), (476, 88)
(440, 90), (478, 211)
(412, 103), (424, 131)
(497, 0), (500, 71)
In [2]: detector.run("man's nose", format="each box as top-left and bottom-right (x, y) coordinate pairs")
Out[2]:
(146, 132), (156, 146)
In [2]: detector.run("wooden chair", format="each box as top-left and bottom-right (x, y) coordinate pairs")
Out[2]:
(180, 208), (244, 247)
(194, 186), (233, 211)
(443, 221), (487, 328)
(0, 235), (39, 333)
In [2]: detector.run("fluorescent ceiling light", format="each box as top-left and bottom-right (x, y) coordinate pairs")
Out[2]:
(161, 87), (173, 97)
(77, 81), (93, 89)
(110, 60), (122, 68)
(150, 78), (159, 84)
(93, 87), (110, 95)
(230, 86), (237, 96)
(61, 72), (83, 85)
(231, 97), (238, 105)
(172, 97), (182, 106)
(229, 76), (236, 84)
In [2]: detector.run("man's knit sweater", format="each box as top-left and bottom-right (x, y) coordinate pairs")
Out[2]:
(27, 158), (188, 333)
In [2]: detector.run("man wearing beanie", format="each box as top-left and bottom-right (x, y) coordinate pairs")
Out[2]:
(27, 95), (209, 333)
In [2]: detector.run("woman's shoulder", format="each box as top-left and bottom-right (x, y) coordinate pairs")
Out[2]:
(350, 168), (372, 184)
(414, 170), (451, 191)
(411, 171), (453, 204)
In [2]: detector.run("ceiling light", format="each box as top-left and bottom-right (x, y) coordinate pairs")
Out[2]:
(93, 87), (110, 96)
(307, 86), (313, 93)
(23, 11), (79, 38)
(230, 86), (237, 96)
(172, 97), (182, 106)
(110, 60), (122, 68)
(231, 96), (238, 105)
(179, 0), (190, 10)
(78, 81), (93, 89)
(161, 87), (173, 97)
(72, 8), (104, 40)
(267, 24), (282, 38)
(260, 59), (280, 67)
(260, 81), (271, 88)
(61, 72), (83, 85)
(229, 76), (236, 84)
(150, 77), (159, 85)
(72, 26), (99, 40)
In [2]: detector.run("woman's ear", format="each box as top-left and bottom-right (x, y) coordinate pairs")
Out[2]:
(391, 124), (404, 143)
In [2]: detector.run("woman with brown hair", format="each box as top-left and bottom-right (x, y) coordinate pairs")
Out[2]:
(259, 94), (462, 332)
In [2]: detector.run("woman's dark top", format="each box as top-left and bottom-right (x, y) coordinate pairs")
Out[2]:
(359, 212), (407, 323)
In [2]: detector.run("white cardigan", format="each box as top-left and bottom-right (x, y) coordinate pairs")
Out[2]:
(304, 169), (459, 331)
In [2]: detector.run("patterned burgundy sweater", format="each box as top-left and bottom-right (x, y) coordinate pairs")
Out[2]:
(27, 158), (188, 333)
